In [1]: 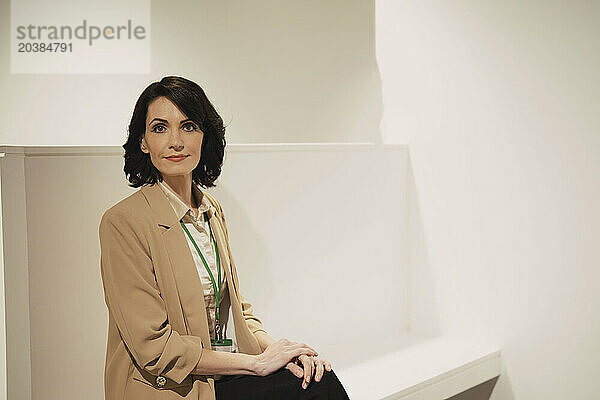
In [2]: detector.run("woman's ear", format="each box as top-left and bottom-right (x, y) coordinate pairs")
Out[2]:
(140, 137), (148, 154)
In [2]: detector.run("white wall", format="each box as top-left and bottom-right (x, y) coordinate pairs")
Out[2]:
(213, 144), (408, 366)
(0, 0), (379, 145)
(377, 1), (600, 399)
(0, 153), (31, 400)
(0, 160), (7, 400)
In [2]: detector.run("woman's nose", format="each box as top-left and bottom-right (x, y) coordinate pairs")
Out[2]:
(168, 130), (185, 148)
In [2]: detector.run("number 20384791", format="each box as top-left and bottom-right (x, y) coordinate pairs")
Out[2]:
(18, 42), (72, 52)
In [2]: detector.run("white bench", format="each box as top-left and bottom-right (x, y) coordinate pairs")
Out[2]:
(333, 334), (501, 400)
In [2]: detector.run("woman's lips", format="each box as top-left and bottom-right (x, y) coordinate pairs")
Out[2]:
(165, 155), (189, 162)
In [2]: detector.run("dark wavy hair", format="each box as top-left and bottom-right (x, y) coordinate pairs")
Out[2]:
(123, 76), (226, 188)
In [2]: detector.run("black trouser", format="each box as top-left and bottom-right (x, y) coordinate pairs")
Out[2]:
(214, 367), (351, 399)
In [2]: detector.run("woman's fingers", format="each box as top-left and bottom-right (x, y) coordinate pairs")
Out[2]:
(289, 346), (316, 359)
(299, 343), (318, 355)
(285, 361), (304, 378)
(298, 355), (314, 389)
(283, 340), (318, 356)
(288, 355), (333, 386)
(314, 358), (325, 382)
(289, 343), (318, 357)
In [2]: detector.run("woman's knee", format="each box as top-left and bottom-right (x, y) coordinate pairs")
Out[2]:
(318, 369), (348, 393)
(320, 369), (340, 383)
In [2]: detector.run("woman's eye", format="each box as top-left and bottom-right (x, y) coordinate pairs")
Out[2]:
(152, 124), (166, 133)
(182, 123), (196, 132)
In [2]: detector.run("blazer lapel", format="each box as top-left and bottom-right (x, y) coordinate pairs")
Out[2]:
(205, 211), (237, 297)
(139, 183), (212, 346)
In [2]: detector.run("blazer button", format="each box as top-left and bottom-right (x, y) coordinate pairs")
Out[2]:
(156, 375), (167, 387)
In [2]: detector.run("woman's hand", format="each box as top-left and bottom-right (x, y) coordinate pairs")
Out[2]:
(254, 338), (318, 377)
(286, 354), (333, 389)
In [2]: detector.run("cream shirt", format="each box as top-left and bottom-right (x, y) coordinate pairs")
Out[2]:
(157, 181), (227, 342)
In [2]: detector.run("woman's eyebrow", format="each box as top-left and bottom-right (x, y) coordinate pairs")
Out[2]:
(148, 118), (194, 125)
(148, 118), (168, 125)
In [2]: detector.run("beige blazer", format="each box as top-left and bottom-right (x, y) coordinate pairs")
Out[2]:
(99, 182), (266, 400)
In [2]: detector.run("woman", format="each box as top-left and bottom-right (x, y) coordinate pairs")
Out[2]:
(99, 76), (350, 400)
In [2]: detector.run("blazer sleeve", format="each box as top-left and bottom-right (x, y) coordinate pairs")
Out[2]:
(214, 202), (268, 336)
(99, 209), (203, 384)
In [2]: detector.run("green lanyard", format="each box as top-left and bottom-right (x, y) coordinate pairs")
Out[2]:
(180, 211), (222, 324)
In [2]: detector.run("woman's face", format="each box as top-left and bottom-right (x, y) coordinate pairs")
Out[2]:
(140, 96), (204, 180)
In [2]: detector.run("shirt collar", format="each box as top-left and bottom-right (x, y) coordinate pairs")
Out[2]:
(157, 180), (211, 221)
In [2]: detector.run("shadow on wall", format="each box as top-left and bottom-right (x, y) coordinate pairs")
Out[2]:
(446, 376), (499, 400)
(406, 150), (441, 336)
